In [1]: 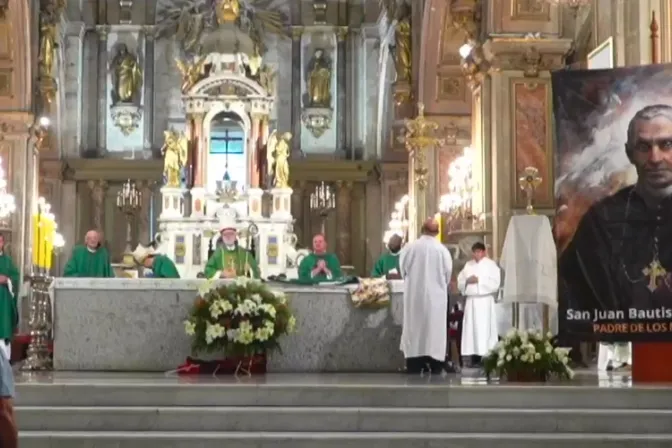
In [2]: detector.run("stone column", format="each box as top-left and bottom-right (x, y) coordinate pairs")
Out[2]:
(143, 26), (156, 152)
(62, 21), (86, 157)
(290, 27), (303, 157)
(291, 180), (305, 241)
(336, 28), (348, 155)
(192, 113), (205, 187)
(335, 180), (352, 266)
(249, 114), (261, 188)
(137, 181), (153, 244)
(477, 37), (571, 255)
(87, 180), (108, 233)
(96, 26), (109, 155)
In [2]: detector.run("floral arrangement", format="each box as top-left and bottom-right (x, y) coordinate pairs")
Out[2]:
(183, 277), (296, 357)
(483, 329), (574, 381)
(350, 278), (391, 309)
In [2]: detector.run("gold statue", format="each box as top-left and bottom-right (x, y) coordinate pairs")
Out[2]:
(258, 65), (277, 96)
(394, 8), (412, 83)
(306, 49), (332, 108)
(266, 130), (292, 189)
(161, 130), (189, 187)
(175, 55), (207, 93)
(216, 0), (241, 24)
(110, 44), (143, 104)
(38, 19), (56, 77)
(247, 45), (263, 76)
(394, 17), (413, 81)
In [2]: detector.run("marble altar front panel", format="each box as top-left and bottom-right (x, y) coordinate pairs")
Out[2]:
(51, 279), (404, 373)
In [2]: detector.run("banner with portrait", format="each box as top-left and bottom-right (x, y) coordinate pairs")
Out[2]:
(553, 63), (672, 342)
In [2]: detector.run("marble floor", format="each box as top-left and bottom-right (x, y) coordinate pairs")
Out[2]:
(12, 368), (642, 388)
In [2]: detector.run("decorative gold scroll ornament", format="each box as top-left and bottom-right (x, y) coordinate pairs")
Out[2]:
(175, 55), (207, 93)
(518, 166), (542, 214)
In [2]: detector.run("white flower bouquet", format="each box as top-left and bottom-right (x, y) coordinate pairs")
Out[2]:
(483, 329), (574, 381)
(184, 277), (296, 357)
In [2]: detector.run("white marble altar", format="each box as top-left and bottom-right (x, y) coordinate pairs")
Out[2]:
(51, 278), (404, 372)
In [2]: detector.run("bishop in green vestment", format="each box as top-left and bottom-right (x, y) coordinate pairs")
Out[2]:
(204, 227), (260, 279)
(372, 234), (402, 278)
(298, 233), (343, 283)
(0, 235), (19, 344)
(63, 230), (114, 278)
(133, 244), (180, 278)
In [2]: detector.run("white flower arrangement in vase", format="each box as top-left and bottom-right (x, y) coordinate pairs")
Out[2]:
(483, 328), (575, 382)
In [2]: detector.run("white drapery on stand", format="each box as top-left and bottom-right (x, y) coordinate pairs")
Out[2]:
(497, 215), (558, 336)
(597, 343), (632, 370)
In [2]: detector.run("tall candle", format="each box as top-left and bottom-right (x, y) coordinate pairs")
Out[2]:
(434, 212), (442, 243)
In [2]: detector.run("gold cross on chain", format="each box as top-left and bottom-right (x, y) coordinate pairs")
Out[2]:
(642, 259), (667, 292)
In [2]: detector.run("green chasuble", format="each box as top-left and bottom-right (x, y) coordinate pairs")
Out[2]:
(298, 253), (343, 283)
(0, 253), (19, 340)
(151, 255), (180, 279)
(63, 245), (114, 278)
(371, 252), (400, 277)
(204, 246), (260, 279)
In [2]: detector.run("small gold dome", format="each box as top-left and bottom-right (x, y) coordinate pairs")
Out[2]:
(216, 0), (241, 24)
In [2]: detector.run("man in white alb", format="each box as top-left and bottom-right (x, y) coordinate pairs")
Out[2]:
(399, 218), (453, 374)
(457, 242), (501, 367)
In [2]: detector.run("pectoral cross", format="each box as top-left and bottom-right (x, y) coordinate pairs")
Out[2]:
(642, 259), (667, 292)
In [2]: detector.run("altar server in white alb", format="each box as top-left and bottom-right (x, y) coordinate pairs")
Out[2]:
(458, 242), (501, 366)
(399, 218), (453, 374)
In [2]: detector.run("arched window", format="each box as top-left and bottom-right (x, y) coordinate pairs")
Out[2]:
(208, 113), (247, 192)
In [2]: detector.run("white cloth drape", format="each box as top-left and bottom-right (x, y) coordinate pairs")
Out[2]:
(399, 236), (453, 361)
(499, 215), (557, 307)
(598, 343), (632, 370)
(458, 258), (500, 356)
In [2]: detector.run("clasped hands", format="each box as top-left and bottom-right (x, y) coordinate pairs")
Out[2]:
(0, 275), (8, 284)
(311, 260), (331, 277)
(466, 275), (478, 284)
(220, 264), (251, 279)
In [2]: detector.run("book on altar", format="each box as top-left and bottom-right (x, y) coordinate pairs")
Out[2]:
(499, 215), (557, 308)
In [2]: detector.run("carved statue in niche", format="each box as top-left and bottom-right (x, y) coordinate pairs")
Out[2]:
(175, 55), (208, 93)
(305, 49), (332, 108)
(110, 44), (143, 105)
(161, 129), (189, 187)
(266, 131), (292, 189)
(393, 2), (412, 83)
(38, 8), (57, 77)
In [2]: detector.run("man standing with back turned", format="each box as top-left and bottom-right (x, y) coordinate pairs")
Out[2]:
(400, 218), (454, 374)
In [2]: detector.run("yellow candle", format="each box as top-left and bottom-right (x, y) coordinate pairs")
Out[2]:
(31, 215), (40, 267)
(44, 218), (54, 270)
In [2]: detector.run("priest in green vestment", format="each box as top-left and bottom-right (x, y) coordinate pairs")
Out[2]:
(0, 234), (19, 359)
(63, 230), (114, 277)
(298, 233), (343, 283)
(133, 244), (180, 278)
(204, 227), (260, 279)
(372, 234), (402, 278)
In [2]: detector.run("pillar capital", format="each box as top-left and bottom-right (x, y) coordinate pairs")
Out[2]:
(484, 37), (573, 77)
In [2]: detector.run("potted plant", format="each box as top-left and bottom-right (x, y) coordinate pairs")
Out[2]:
(182, 277), (296, 375)
(483, 329), (574, 382)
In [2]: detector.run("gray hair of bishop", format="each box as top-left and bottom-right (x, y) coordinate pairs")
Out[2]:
(625, 104), (672, 157)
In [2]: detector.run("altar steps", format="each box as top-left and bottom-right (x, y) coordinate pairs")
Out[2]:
(17, 431), (672, 448)
(15, 406), (672, 434)
(15, 374), (672, 448)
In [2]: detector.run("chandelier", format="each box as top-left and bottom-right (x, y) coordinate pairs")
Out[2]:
(0, 158), (15, 219)
(439, 147), (482, 232)
(383, 195), (409, 244)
